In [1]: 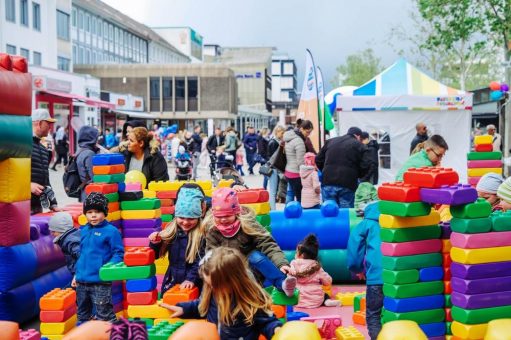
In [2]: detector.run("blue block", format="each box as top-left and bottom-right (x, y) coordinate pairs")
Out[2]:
(126, 277), (158, 292)
(92, 153), (125, 165)
(384, 295), (445, 313)
(286, 311), (310, 321)
(419, 266), (444, 282)
(419, 322), (446, 337)
(118, 182), (126, 193)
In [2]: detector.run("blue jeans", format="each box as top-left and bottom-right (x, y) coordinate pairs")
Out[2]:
(263, 175), (268, 190)
(286, 182), (294, 204)
(322, 185), (355, 208)
(269, 170), (280, 210)
(287, 177), (302, 202)
(366, 285), (383, 340)
(76, 282), (116, 322)
(246, 151), (256, 173)
(235, 164), (245, 176)
(248, 251), (286, 290)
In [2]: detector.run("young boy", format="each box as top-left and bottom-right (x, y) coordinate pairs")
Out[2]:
(49, 212), (80, 276)
(347, 201), (382, 340)
(74, 192), (124, 322)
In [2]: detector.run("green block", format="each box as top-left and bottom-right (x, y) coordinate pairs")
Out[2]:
(279, 317), (286, 323)
(121, 198), (161, 210)
(383, 281), (444, 299)
(378, 201), (431, 217)
(452, 305), (511, 324)
(467, 151), (502, 160)
(284, 249), (352, 282)
(491, 210), (511, 231)
(129, 318), (154, 327)
(445, 294), (451, 308)
(161, 214), (173, 223)
(105, 192), (119, 202)
(265, 286), (299, 306)
(148, 320), (184, 340)
(450, 198), (492, 219)
(382, 253), (442, 271)
(380, 225), (440, 243)
(256, 214), (271, 228)
(382, 308), (445, 324)
(450, 217), (492, 234)
(382, 269), (419, 284)
(99, 262), (156, 281)
(446, 321), (452, 335)
(93, 173), (126, 183)
(354, 293), (366, 312)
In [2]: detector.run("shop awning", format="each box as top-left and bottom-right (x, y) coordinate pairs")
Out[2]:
(113, 110), (157, 119)
(37, 90), (115, 110)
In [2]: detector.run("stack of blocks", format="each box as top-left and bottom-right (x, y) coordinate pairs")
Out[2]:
(39, 288), (77, 339)
(450, 199), (511, 339)
(467, 135), (502, 187)
(236, 189), (271, 231)
(352, 293), (366, 326)
(120, 197), (162, 248)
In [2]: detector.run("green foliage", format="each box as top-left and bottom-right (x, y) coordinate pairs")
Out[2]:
(331, 48), (383, 88)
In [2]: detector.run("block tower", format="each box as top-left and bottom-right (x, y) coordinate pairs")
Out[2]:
(467, 135), (502, 187)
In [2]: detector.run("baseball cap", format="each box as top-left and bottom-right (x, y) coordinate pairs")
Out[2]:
(32, 108), (57, 123)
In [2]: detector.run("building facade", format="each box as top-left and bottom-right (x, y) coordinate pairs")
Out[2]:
(152, 26), (203, 63)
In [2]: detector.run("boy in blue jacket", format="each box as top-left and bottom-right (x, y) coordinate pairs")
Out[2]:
(73, 192), (124, 322)
(347, 201), (383, 340)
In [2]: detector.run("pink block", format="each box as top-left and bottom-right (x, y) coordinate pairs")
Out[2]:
(300, 315), (342, 339)
(451, 231), (511, 249)
(468, 176), (481, 186)
(123, 237), (148, 247)
(381, 239), (442, 256)
(467, 160), (503, 168)
(156, 274), (164, 292)
(125, 182), (142, 191)
(19, 329), (41, 340)
(0, 200), (30, 246)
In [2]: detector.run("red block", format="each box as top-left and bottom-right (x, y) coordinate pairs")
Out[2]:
(156, 191), (177, 199)
(442, 253), (452, 267)
(108, 202), (120, 212)
(444, 281), (452, 294)
(445, 308), (452, 322)
(474, 144), (493, 152)
(443, 267), (451, 280)
(160, 199), (174, 207)
(126, 290), (158, 305)
(237, 189), (270, 204)
(85, 183), (118, 195)
(161, 206), (175, 215)
(0, 56), (32, 115)
(40, 304), (77, 322)
(377, 182), (421, 202)
(124, 247), (155, 266)
(403, 167), (459, 188)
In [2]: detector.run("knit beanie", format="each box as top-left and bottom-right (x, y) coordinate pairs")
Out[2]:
(212, 188), (241, 217)
(304, 152), (316, 167)
(49, 212), (74, 233)
(476, 173), (504, 194)
(497, 177), (511, 203)
(174, 187), (204, 218)
(83, 192), (109, 215)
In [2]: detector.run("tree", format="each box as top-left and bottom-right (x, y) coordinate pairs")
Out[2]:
(331, 48), (383, 88)
(482, 0), (511, 62)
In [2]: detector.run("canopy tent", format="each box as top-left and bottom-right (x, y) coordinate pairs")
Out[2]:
(336, 58), (473, 183)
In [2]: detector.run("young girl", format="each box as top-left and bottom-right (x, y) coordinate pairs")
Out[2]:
(290, 234), (340, 308)
(204, 187), (296, 296)
(235, 146), (245, 176)
(160, 247), (282, 340)
(300, 152), (321, 209)
(149, 186), (206, 294)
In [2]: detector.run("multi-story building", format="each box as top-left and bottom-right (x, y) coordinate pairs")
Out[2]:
(271, 52), (298, 124)
(152, 26), (203, 63)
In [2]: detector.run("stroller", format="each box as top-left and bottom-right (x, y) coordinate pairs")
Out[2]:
(210, 153), (244, 186)
(175, 146), (192, 181)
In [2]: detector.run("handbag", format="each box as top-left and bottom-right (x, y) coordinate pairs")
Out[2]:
(269, 145), (286, 172)
(259, 163), (273, 177)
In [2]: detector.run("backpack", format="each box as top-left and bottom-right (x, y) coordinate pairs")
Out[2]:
(62, 150), (88, 198)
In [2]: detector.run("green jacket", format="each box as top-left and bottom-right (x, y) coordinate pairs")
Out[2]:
(354, 182), (378, 211)
(395, 150), (433, 181)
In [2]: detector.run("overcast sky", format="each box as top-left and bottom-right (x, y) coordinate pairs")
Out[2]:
(103, 0), (413, 92)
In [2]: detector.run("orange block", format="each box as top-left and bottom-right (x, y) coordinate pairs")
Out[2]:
(352, 311), (366, 325)
(126, 290), (158, 305)
(39, 288), (76, 311)
(271, 305), (286, 319)
(163, 285), (200, 305)
(160, 199), (174, 207)
(85, 183), (118, 195)
(40, 303), (77, 322)
(108, 202), (120, 212)
(124, 247), (155, 266)
(442, 239), (452, 254)
(360, 297), (366, 312)
(161, 206), (175, 215)
(93, 164), (125, 175)
(444, 281), (452, 294)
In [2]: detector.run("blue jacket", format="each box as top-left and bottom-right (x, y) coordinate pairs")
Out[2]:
(75, 220), (124, 283)
(55, 228), (81, 275)
(105, 133), (118, 149)
(178, 296), (282, 340)
(150, 229), (205, 295)
(243, 133), (258, 153)
(347, 202), (382, 285)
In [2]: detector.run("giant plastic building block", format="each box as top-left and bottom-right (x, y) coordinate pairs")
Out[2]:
(271, 304), (286, 318)
(377, 182), (421, 202)
(265, 286), (299, 306)
(0, 158), (31, 203)
(99, 262), (156, 281)
(0, 200), (30, 246)
(467, 151), (502, 160)
(335, 291), (364, 306)
(242, 202), (270, 215)
(451, 290), (511, 309)
(124, 238), (150, 247)
(382, 253), (442, 271)
(256, 214), (271, 229)
(0, 115), (32, 161)
(148, 181), (181, 191)
(419, 266), (444, 282)
(419, 184), (477, 206)
(450, 246), (511, 264)
(237, 189), (270, 204)
(451, 276), (511, 294)
(155, 191), (177, 199)
(91, 153), (124, 165)
(380, 225), (440, 243)
(40, 304), (76, 323)
(127, 303), (173, 318)
(485, 319), (511, 340)
(271, 201), (350, 250)
(451, 321), (487, 340)
(353, 294), (366, 312)
(467, 167), (503, 177)
(403, 167), (459, 188)
(18, 329), (41, 340)
(93, 174), (125, 184)
(124, 228), (155, 238)
(127, 290), (158, 305)
(377, 320), (427, 340)
(450, 217), (492, 234)
(452, 305), (511, 324)
(39, 288), (76, 311)
(473, 135), (493, 145)
(450, 198), (492, 219)
(92, 164), (125, 175)
(160, 206), (174, 215)
(467, 160), (503, 168)
(121, 209), (161, 220)
(85, 183), (118, 195)
(40, 314), (77, 335)
(162, 285), (200, 305)
(381, 239), (442, 256)
(451, 231), (511, 249)
(300, 315), (342, 339)
(126, 277), (158, 293)
(450, 261), (511, 280)
(378, 200), (431, 217)
(121, 198), (161, 211)
(442, 239), (452, 253)
(490, 210), (511, 231)
(119, 191), (144, 201)
(383, 281), (444, 299)
(383, 269), (419, 285)
(124, 247), (155, 266)
(335, 326), (364, 340)
(381, 308), (445, 324)
(104, 192), (119, 202)
(147, 320), (184, 340)
(379, 211), (440, 229)
(0, 54), (32, 115)
(474, 143), (493, 152)
(122, 218), (162, 229)
(419, 322), (446, 338)
(272, 321), (321, 340)
(352, 310), (366, 325)
(383, 294), (444, 313)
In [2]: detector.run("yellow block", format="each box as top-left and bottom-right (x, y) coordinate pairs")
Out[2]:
(335, 291), (365, 306)
(485, 319), (511, 340)
(194, 180), (213, 191)
(442, 239), (451, 254)
(451, 321), (487, 339)
(153, 318), (203, 325)
(121, 209), (161, 220)
(273, 321), (321, 340)
(78, 210), (121, 225)
(467, 167), (503, 177)
(143, 190), (156, 198)
(451, 246), (511, 264)
(474, 135), (493, 145)
(155, 256), (169, 275)
(377, 320), (427, 340)
(217, 179), (234, 188)
(379, 211), (440, 229)
(148, 181), (181, 191)
(40, 314), (77, 335)
(203, 189), (213, 197)
(335, 326), (364, 340)
(127, 302), (172, 318)
(242, 202), (270, 215)
(0, 158), (31, 203)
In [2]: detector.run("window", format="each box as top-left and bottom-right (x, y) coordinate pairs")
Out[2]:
(91, 17), (96, 34)
(85, 49), (90, 64)
(78, 10), (83, 29)
(33, 51), (41, 65)
(150, 77), (160, 112)
(6, 44), (16, 55)
(85, 13), (90, 32)
(271, 62), (281, 75)
(188, 77), (198, 111)
(20, 0), (28, 26)
(32, 2), (40, 30)
(163, 77), (172, 111)
(57, 11), (70, 41)
(78, 47), (84, 63)
(6, 0), (15, 22)
(72, 46), (77, 62)
(175, 77), (185, 111)
(58, 56), (70, 71)
(283, 62), (294, 75)
(281, 76), (294, 89)
(97, 19), (102, 36)
(72, 8), (76, 27)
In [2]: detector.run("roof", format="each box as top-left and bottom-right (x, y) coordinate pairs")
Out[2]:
(208, 47), (275, 65)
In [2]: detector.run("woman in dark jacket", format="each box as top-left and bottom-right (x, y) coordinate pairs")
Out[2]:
(124, 127), (169, 187)
(76, 125), (99, 201)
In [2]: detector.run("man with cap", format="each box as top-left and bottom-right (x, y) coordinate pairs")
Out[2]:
(477, 173), (504, 211)
(486, 124), (502, 152)
(315, 127), (371, 208)
(31, 108), (59, 214)
(49, 212), (80, 276)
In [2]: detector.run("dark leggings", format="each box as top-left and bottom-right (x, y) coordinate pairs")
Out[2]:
(286, 177), (302, 202)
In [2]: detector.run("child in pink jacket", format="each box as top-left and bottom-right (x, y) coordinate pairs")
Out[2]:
(300, 152), (321, 209)
(290, 234), (340, 308)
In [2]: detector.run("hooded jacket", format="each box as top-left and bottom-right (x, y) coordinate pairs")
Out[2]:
(54, 227), (81, 275)
(300, 165), (320, 208)
(123, 141), (169, 187)
(76, 126), (99, 202)
(290, 258), (332, 308)
(347, 202), (382, 285)
(283, 129), (306, 175)
(225, 131), (238, 152)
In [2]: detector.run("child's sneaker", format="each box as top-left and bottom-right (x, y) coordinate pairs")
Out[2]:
(282, 276), (297, 297)
(129, 319), (148, 340)
(324, 298), (341, 307)
(109, 318), (129, 340)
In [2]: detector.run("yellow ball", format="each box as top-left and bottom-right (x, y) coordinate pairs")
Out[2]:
(125, 170), (147, 189)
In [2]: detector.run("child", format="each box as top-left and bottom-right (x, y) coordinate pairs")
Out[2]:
(347, 202), (382, 340)
(497, 176), (511, 211)
(204, 188), (296, 296)
(289, 234), (339, 308)
(74, 192), (124, 323)
(49, 212), (80, 276)
(477, 172), (504, 211)
(161, 247), (282, 339)
(148, 187), (206, 294)
(235, 146), (245, 176)
(176, 145), (191, 162)
(215, 145), (230, 169)
(300, 152), (321, 209)
(354, 182), (378, 216)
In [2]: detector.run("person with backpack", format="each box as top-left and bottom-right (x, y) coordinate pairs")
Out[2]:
(75, 126), (100, 201)
(224, 126), (239, 159)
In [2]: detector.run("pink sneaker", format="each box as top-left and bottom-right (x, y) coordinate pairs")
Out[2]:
(282, 276), (297, 297)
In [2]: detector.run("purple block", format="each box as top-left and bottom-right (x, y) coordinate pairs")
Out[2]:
(451, 261), (511, 279)
(439, 221), (451, 239)
(123, 228), (154, 238)
(29, 224), (40, 241)
(32, 235), (65, 276)
(452, 290), (511, 309)
(428, 337), (445, 340)
(122, 218), (162, 229)
(452, 275), (511, 294)
(30, 218), (49, 235)
(110, 219), (122, 229)
(420, 184), (478, 205)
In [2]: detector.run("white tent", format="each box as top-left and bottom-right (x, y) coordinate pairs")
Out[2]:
(336, 59), (473, 183)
